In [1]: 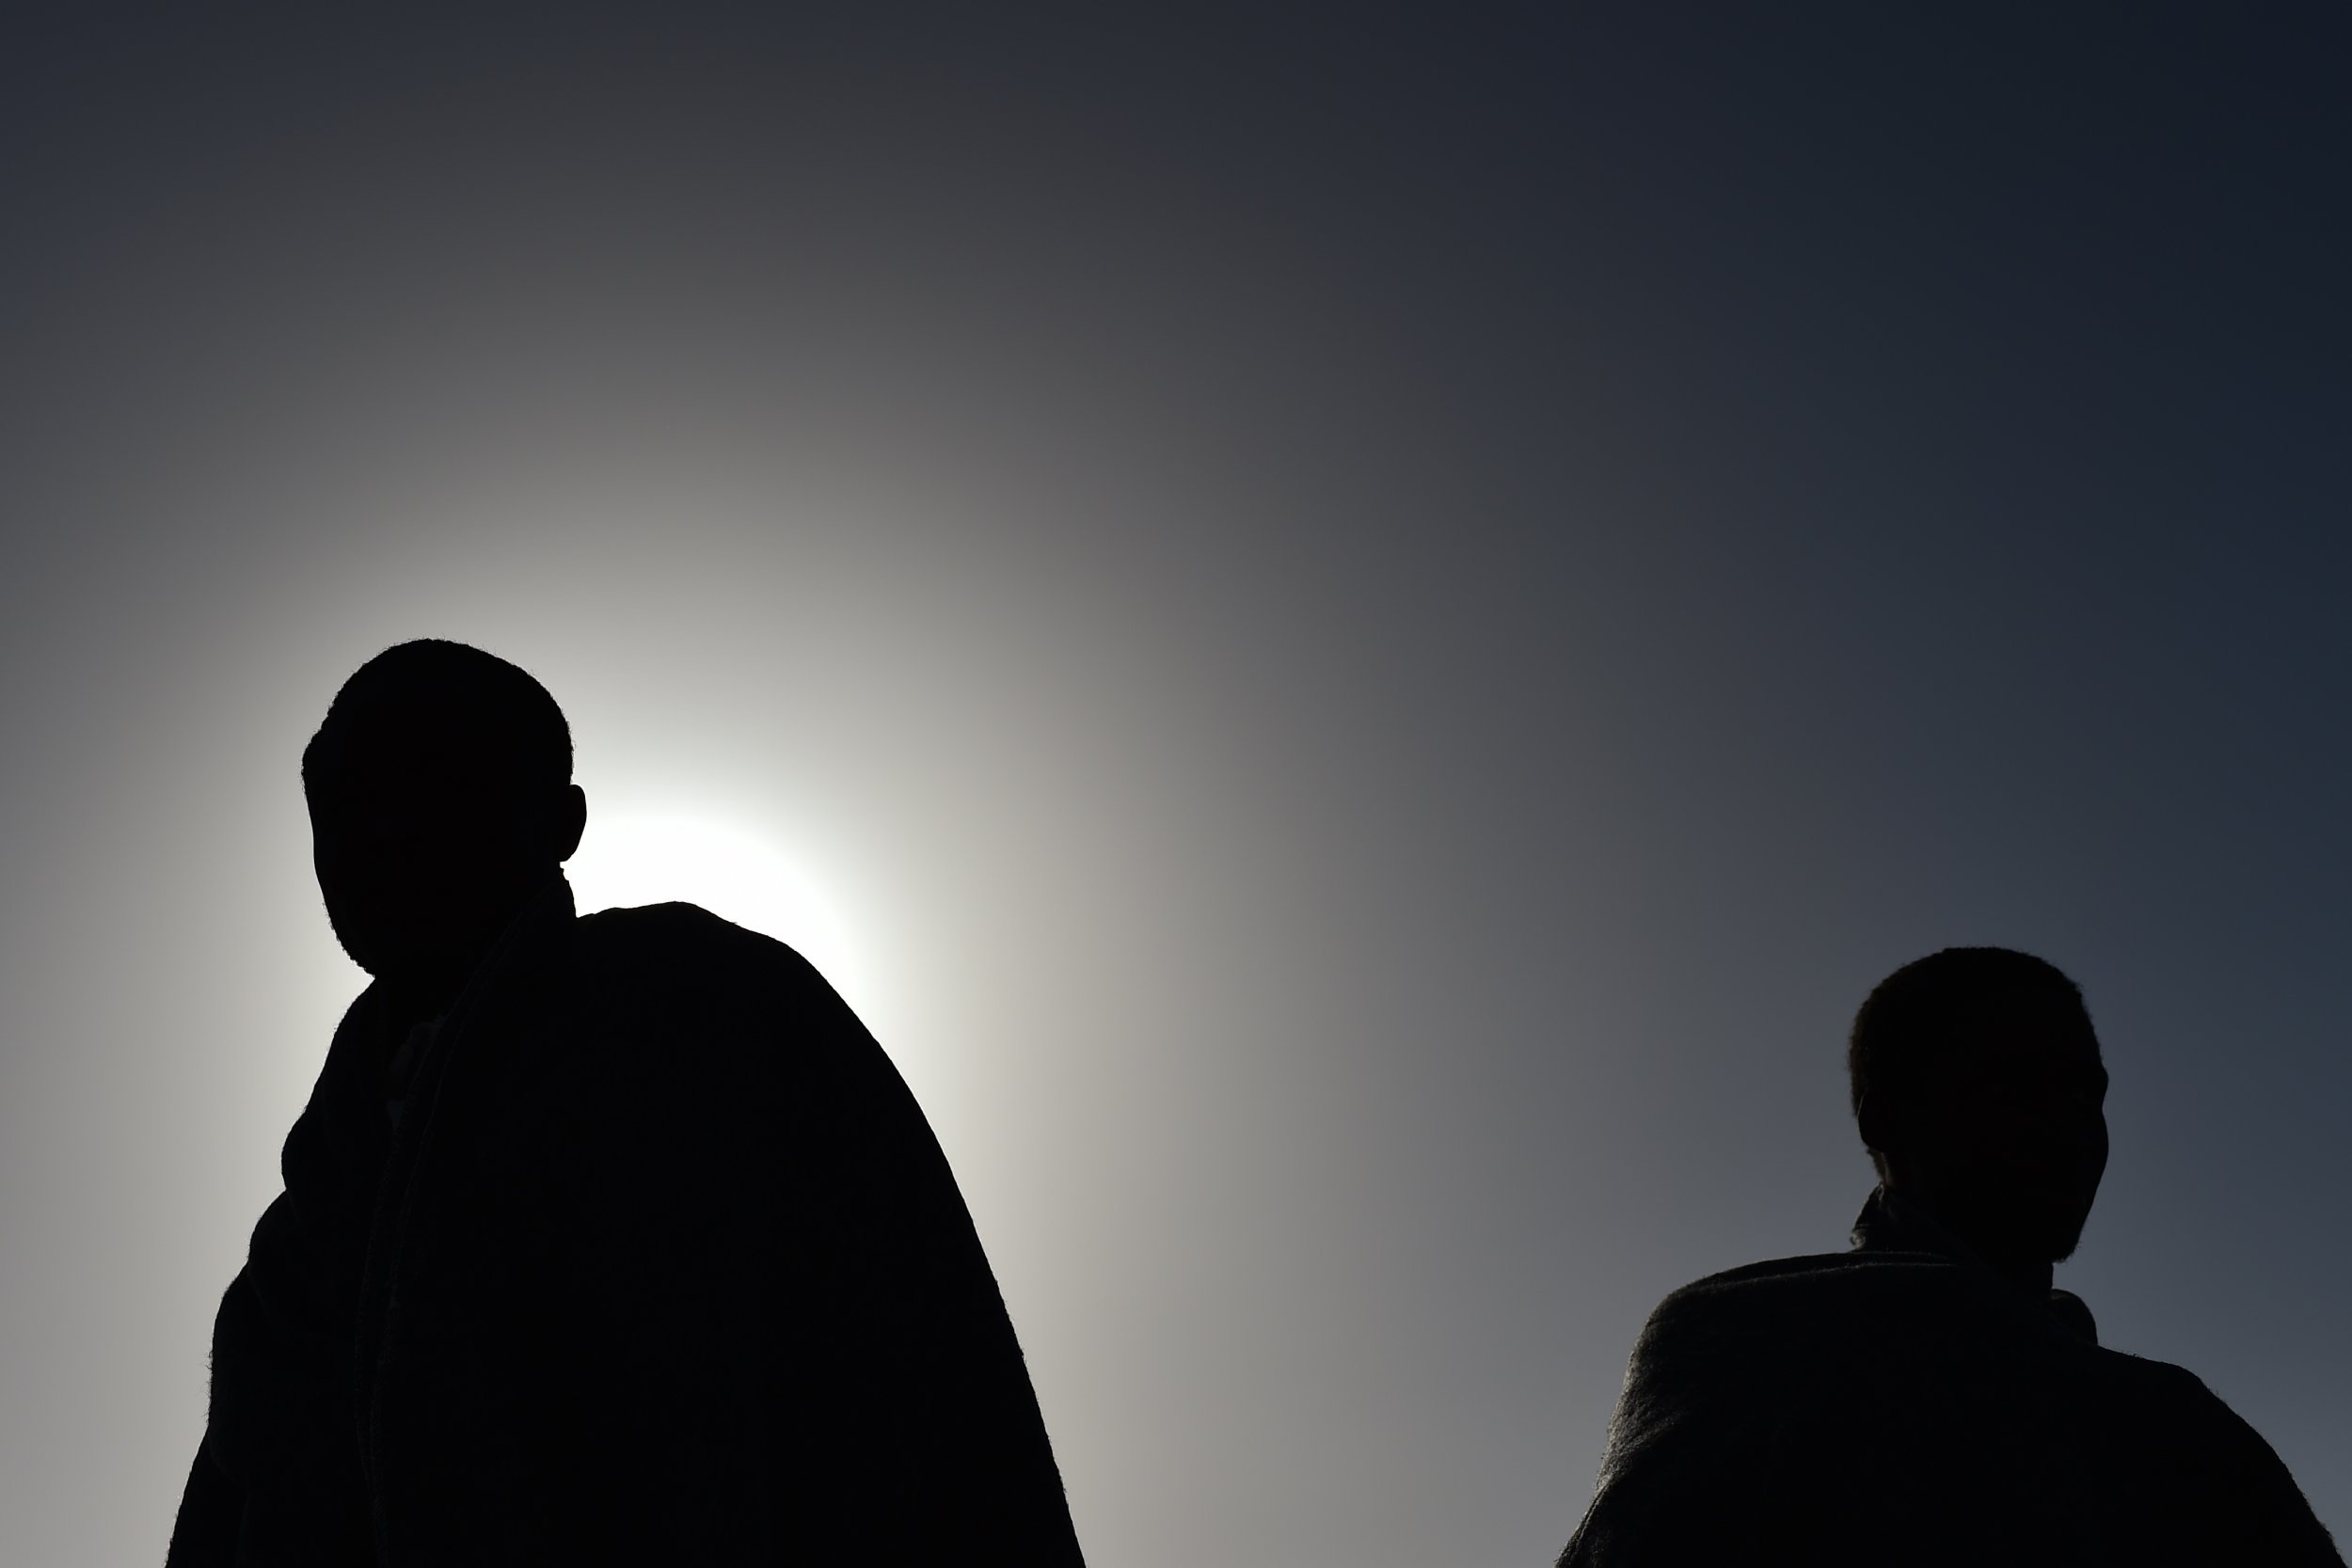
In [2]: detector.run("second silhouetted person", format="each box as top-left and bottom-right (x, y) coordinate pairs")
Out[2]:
(1555, 947), (2340, 1566)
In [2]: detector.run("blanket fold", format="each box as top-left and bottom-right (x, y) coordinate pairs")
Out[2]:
(172, 879), (1084, 1565)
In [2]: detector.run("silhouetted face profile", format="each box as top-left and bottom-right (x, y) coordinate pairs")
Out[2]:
(1851, 949), (2110, 1280)
(303, 641), (585, 1020)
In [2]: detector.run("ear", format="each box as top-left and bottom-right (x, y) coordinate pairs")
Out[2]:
(554, 784), (588, 863)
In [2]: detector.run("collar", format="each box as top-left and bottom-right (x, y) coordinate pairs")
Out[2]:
(1850, 1184), (2098, 1344)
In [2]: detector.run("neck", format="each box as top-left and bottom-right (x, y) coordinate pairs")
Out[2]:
(1967, 1239), (2055, 1295)
(378, 962), (473, 1031)
(373, 876), (556, 1027)
(1882, 1184), (2056, 1293)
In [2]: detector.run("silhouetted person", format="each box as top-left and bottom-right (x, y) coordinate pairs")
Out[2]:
(167, 640), (1085, 1565)
(1555, 947), (2341, 1566)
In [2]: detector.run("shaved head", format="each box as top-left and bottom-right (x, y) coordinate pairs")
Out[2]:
(305, 641), (585, 1017)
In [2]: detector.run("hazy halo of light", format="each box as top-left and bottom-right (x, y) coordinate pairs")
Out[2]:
(565, 812), (861, 1011)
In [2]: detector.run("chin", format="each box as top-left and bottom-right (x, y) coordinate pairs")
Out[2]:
(326, 918), (389, 978)
(328, 920), (439, 993)
(2045, 1214), (2092, 1264)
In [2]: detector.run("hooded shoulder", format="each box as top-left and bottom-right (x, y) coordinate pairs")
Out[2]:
(568, 900), (849, 1009)
(553, 900), (879, 1092)
(572, 899), (812, 974)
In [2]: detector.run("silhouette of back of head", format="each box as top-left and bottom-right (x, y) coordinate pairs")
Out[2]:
(303, 640), (587, 1018)
(1849, 947), (2110, 1281)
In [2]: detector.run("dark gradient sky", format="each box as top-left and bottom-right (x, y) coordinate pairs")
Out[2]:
(3, 7), (2347, 1563)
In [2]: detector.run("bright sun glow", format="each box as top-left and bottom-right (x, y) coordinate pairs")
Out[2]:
(564, 814), (856, 1002)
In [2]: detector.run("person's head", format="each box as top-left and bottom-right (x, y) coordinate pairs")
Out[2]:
(302, 641), (586, 1011)
(1848, 947), (2109, 1272)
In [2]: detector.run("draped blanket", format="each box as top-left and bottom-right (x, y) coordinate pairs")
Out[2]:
(1556, 1192), (2343, 1567)
(170, 880), (1085, 1564)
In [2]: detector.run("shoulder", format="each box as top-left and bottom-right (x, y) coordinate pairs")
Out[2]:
(574, 899), (803, 965)
(1665, 1247), (1939, 1299)
(564, 902), (903, 1085)
(1644, 1248), (1960, 1337)
(570, 901), (837, 999)
(564, 901), (875, 1065)
(2074, 1349), (2343, 1556)
(2084, 1344), (2274, 1441)
(2088, 1344), (2210, 1396)
(1619, 1248), (2027, 1419)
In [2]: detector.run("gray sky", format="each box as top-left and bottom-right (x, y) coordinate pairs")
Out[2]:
(2, 6), (2345, 1563)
